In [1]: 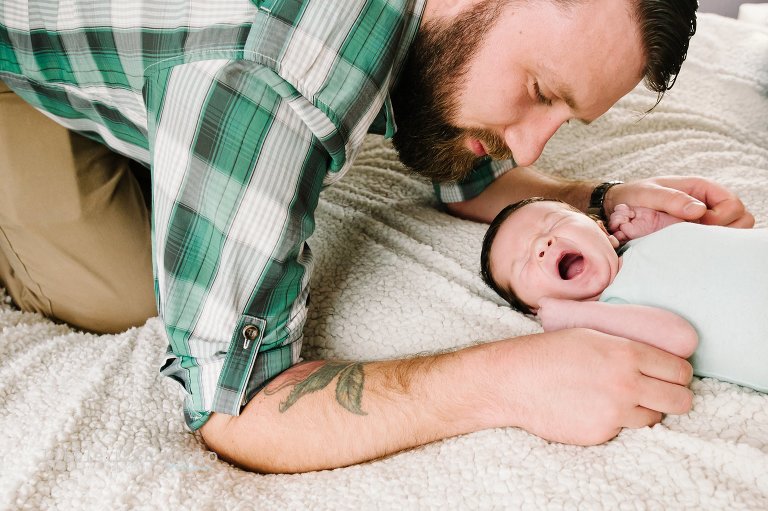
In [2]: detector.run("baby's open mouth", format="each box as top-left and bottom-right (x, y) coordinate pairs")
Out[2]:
(558, 252), (585, 280)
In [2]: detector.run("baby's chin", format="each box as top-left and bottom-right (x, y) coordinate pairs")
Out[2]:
(556, 282), (610, 304)
(579, 259), (618, 299)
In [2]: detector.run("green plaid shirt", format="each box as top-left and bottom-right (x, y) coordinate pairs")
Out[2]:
(0, 0), (509, 430)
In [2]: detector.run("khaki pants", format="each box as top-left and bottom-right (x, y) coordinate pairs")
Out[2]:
(0, 80), (156, 333)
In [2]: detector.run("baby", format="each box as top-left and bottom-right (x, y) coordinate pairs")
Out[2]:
(480, 197), (767, 392)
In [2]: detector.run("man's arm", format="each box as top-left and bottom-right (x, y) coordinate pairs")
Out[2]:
(200, 328), (693, 473)
(148, 60), (330, 430)
(444, 165), (753, 227)
(444, 166), (590, 223)
(537, 297), (698, 358)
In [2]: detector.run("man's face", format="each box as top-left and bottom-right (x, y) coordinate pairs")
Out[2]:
(489, 201), (621, 310)
(391, 0), (646, 181)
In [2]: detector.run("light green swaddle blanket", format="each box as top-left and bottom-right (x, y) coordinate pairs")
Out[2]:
(600, 223), (767, 392)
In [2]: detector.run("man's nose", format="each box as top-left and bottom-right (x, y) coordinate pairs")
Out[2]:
(505, 114), (570, 167)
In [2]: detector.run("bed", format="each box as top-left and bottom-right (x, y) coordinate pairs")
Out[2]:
(1, 13), (766, 510)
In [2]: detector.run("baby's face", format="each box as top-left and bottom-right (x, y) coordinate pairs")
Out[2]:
(489, 201), (621, 310)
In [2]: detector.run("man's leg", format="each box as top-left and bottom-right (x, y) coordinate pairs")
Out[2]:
(0, 80), (156, 334)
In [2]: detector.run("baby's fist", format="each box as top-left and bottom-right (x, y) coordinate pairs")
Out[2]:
(537, 297), (576, 332)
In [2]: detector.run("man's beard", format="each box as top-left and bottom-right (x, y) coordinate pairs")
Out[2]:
(391, 0), (515, 183)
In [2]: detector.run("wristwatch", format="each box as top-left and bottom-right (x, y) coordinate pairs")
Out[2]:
(587, 181), (623, 222)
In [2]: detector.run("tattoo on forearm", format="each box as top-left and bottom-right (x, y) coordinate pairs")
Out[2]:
(265, 362), (368, 415)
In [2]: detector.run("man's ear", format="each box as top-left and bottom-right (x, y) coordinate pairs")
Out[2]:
(597, 220), (621, 249)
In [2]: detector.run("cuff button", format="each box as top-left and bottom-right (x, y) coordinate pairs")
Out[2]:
(242, 325), (260, 348)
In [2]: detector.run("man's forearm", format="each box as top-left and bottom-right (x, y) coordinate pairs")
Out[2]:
(445, 166), (596, 223)
(446, 169), (754, 228)
(199, 329), (694, 474)
(200, 342), (506, 473)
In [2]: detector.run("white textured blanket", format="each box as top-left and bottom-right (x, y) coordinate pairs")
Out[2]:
(1, 13), (767, 510)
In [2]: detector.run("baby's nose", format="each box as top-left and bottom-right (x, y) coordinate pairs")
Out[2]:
(537, 238), (554, 258)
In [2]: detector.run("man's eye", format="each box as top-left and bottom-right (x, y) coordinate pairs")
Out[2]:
(534, 81), (552, 106)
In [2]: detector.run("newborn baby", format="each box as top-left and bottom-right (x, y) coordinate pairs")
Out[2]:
(480, 197), (767, 392)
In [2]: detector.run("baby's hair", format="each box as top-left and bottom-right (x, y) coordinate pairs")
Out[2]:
(480, 197), (589, 314)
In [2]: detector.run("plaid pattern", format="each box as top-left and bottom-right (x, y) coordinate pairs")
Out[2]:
(0, 0), (501, 429)
(433, 159), (516, 203)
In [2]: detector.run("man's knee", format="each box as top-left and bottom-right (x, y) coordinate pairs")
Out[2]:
(59, 279), (157, 334)
(0, 221), (157, 334)
(0, 97), (156, 334)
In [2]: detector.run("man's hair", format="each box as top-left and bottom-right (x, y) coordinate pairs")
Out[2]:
(480, 197), (589, 314)
(632, 0), (698, 103)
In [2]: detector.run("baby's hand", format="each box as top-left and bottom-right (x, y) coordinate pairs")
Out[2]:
(537, 297), (579, 332)
(608, 204), (685, 243)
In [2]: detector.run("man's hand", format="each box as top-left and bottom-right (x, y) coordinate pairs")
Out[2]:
(504, 329), (693, 446)
(200, 329), (693, 473)
(604, 176), (754, 228)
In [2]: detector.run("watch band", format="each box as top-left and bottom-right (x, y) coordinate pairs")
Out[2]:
(587, 181), (623, 221)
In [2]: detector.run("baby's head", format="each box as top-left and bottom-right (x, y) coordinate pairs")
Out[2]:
(481, 197), (621, 313)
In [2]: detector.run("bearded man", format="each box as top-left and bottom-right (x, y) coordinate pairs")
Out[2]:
(0, 0), (753, 473)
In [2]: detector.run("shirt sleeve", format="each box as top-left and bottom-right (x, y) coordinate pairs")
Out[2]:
(145, 59), (331, 430)
(432, 158), (516, 204)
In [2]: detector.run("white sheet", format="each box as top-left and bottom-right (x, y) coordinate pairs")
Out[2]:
(0, 13), (766, 510)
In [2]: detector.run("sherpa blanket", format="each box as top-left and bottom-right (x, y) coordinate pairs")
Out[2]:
(1, 13), (766, 510)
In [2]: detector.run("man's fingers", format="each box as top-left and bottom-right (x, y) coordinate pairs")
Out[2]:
(727, 213), (756, 228)
(638, 345), (693, 385)
(623, 406), (663, 430)
(637, 373), (694, 415)
(633, 344), (694, 415)
(698, 198), (755, 228)
(651, 176), (754, 227)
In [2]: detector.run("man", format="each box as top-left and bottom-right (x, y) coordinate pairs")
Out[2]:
(0, 0), (753, 473)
